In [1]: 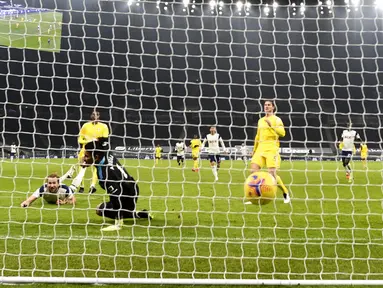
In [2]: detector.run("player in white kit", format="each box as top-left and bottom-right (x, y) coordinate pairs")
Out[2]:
(339, 124), (362, 182)
(200, 126), (226, 181)
(10, 143), (17, 162)
(240, 143), (249, 165)
(175, 141), (186, 166)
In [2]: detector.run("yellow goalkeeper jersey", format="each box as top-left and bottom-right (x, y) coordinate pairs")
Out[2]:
(78, 122), (109, 146)
(253, 115), (285, 154)
(190, 139), (202, 152)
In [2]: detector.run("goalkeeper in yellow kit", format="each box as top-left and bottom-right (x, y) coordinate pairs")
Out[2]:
(190, 135), (202, 172)
(250, 100), (290, 204)
(61, 111), (109, 193)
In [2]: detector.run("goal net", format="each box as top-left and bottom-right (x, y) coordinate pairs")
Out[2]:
(0, 0), (382, 284)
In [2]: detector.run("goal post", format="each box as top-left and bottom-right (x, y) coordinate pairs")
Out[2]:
(0, 0), (382, 284)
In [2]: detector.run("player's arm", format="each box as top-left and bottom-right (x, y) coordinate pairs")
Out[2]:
(78, 124), (88, 145)
(102, 124), (109, 138)
(200, 137), (207, 151)
(253, 129), (260, 154)
(58, 185), (76, 205)
(21, 186), (42, 207)
(219, 136), (227, 153)
(267, 118), (285, 137)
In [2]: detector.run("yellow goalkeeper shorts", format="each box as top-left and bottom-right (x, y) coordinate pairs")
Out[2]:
(251, 151), (281, 169)
(192, 151), (200, 159)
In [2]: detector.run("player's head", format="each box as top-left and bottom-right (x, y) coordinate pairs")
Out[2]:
(263, 100), (275, 115)
(91, 110), (100, 123)
(157, 144), (160, 147)
(210, 126), (217, 135)
(84, 137), (109, 165)
(193, 135), (199, 139)
(45, 173), (60, 193)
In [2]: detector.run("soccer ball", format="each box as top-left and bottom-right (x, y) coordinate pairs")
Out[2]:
(244, 171), (277, 205)
(43, 191), (66, 204)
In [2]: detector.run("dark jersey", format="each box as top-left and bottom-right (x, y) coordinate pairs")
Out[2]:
(96, 153), (137, 197)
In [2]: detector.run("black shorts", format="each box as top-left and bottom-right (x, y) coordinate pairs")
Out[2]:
(155, 156), (161, 159)
(10, 152), (15, 157)
(177, 155), (184, 161)
(209, 154), (221, 163)
(342, 150), (352, 160)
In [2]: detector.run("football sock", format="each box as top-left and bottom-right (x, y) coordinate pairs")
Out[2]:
(71, 166), (87, 188)
(212, 166), (218, 178)
(276, 175), (288, 195)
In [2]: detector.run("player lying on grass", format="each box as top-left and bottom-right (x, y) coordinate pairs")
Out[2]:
(21, 173), (76, 207)
(83, 138), (152, 231)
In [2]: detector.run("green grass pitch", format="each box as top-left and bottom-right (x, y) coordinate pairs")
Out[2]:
(0, 158), (383, 280)
(0, 11), (62, 52)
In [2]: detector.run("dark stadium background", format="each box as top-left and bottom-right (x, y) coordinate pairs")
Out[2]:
(0, 0), (382, 155)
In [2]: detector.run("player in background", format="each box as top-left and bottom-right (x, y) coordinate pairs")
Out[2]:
(48, 38), (51, 46)
(200, 127), (226, 181)
(61, 110), (109, 194)
(240, 143), (249, 166)
(338, 123), (362, 182)
(251, 100), (290, 204)
(155, 144), (162, 165)
(10, 142), (17, 162)
(21, 173), (76, 207)
(83, 138), (152, 231)
(360, 142), (368, 169)
(175, 141), (186, 166)
(190, 135), (201, 172)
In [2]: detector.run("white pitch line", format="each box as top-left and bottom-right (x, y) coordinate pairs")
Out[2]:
(1, 235), (383, 242)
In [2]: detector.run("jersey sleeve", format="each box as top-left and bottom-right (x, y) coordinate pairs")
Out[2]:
(60, 184), (74, 199)
(78, 124), (88, 145)
(253, 120), (261, 153)
(201, 137), (207, 148)
(102, 124), (109, 138)
(32, 185), (45, 198)
(341, 130), (345, 138)
(274, 117), (286, 137)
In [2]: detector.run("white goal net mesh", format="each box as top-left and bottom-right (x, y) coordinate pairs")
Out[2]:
(0, 0), (382, 283)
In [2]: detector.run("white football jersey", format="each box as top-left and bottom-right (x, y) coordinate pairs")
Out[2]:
(202, 133), (226, 154)
(175, 142), (185, 156)
(11, 145), (17, 153)
(32, 184), (74, 204)
(341, 130), (360, 151)
(240, 145), (248, 156)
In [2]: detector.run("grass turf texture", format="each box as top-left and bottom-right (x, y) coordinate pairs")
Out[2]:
(0, 11), (62, 52)
(0, 158), (383, 280)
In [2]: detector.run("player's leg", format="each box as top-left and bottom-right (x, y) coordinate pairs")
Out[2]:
(192, 152), (199, 171)
(216, 155), (221, 171)
(70, 148), (86, 192)
(60, 164), (76, 182)
(341, 151), (351, 178)
(361, 154), (367, 168)
(10, 152), (14, 162)
(181, 156), (185, 166)
(177, 156), (181, 166)
(155, 156), (159, 165)
(267, 154), (290, 204)
(209, 155), (219, 181)
(88, 165), (97, 194)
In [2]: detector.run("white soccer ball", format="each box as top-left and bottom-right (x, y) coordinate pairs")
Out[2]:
(43, 191), (66, 204)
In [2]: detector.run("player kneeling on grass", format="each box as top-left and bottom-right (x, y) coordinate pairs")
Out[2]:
(83, 138), (152, 231)
(21, 173), (76, 207)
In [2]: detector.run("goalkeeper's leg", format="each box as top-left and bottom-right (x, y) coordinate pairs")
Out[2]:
(267, 154), (290, 204)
